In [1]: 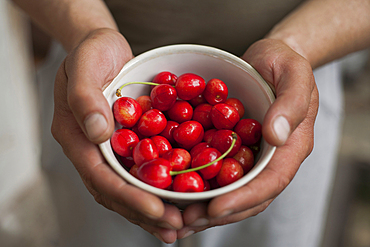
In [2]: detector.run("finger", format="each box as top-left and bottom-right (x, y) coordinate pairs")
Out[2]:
(243, 39), (316, 146)
(101, 192), (184, 230)
(128, 219), (178, 244)
(182, 202), (208, 226)
(65, 29), (133, 143)
(178, 200), (273, 239)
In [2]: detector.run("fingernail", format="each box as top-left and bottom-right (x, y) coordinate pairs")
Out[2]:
(84, 113), (107, 140)
(181, 230), (195, 239)
(273, 115), (290, 144)
(217, 209), (233, 218)
(189, 218), (209, 227)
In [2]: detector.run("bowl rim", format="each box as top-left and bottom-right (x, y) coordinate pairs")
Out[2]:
(99, 44), (276, 201)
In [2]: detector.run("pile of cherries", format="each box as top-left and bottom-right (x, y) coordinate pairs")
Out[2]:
(110, 71), (262, 193)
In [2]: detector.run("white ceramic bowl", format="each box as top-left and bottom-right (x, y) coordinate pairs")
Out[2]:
(99, 44), (276, 209)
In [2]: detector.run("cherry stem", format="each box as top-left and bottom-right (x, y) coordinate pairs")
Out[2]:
(116, 82), (160, 97)
(170, 133), (238, 176)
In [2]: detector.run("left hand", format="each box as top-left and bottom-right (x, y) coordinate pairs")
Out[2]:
(177, 39), (319, 239)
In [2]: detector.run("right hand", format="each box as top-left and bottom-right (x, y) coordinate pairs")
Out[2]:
(51, 28), (183, 244)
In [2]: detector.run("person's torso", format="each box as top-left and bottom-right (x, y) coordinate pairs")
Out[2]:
(104, 0), (304, 56)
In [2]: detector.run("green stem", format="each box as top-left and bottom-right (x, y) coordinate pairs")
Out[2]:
(116, 82), (160, 97)
(170, 133), (238, 176)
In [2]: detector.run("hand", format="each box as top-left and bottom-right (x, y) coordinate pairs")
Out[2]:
(51, 28), (183, 244)
(178, 39), (319, 238)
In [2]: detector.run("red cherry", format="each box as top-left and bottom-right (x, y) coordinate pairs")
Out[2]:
(233, 145), (254, 174)
(203, 179), (211, 191)
(203, 129), (217, 144)
(119, 156), (136, 169)
(132, 138), (159, 167)
(192, 103), (214, 130)
(188, 93), (207, 107)
(159, 120), (179, 144)
(137, 158), (172, 189)
(129, 164), (139, 179)
(173, 120), (204, 150)
(166, 100), (193, 123)
(203, 78), (228, 105)
(152, 71), (177, 86)
(131, 123), (146, 140)
(136, 95), (153, 113)
(234, 119), (262, 145)
(191, 147), (222, 180)
(190, 142), (211, 158)
(150, 135), (172, 157)
(113, 97), (142, 128)
(216, 158), (244, 187)
(162, 148), (191, 171)
(110, 129), (139, 157)
(150, 84), (177, 111)
(210, 130), (241, 158)
(175, 73), (206, 100)
(211, 103), (240, 130)
(173, 172), (204, 192)
(249, 143), (261, 157)
(225, 98), (245, 118)
(207, 177), (220, 190)
(137, 109), (167, 136)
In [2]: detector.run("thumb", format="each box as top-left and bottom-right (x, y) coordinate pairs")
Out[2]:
(65, 30), (133, 144)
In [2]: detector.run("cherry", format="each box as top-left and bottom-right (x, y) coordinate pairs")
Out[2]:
(173, 120), (204, 150)
(249, 143), (261, 157)
(131, 123), (146, 140)
(203, 78), (228, 105)
(207, 177), (220, 190)
(150, 135), (172, 157)
(203, 128), (217, 144)
(225, 98), (245, 119)
(136, 95), (153, 113)
(234, 118), (262, 145)
(159, 120), (179, 144)
(173, 172), (204, 192)
(119, 156), (135, 169)
(162, 148), (191, 171)
(211, 103), (240, 130)
(191, 147), (223, 180)
(233, 145), (254, 174)
(132, 138), (159, 167)
(192, 103), (214, 130)
(203, 179), (211, 191)
(110, 129), (139, 157)
(129, 164), (139, 179)
(150, 84), (177, 111)
(152, 71), (177, 86)
(190, 142), (211, 158)
(216, 158), (244, 187)
(166, 100), (193, 123)
(137, 158), (172, 189)
(188, 93), (207, 107)
(113, 97), (142, 128)
(137, 109), (167, 136)
(175, 73), (206, 100)
(210, 130), (241, 158)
